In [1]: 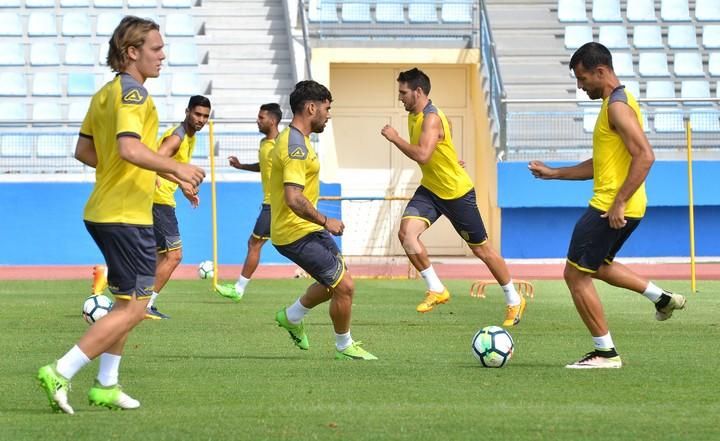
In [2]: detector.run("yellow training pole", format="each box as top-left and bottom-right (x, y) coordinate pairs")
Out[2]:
(209, 119), (219, 289)
(685, 118), (696, 293)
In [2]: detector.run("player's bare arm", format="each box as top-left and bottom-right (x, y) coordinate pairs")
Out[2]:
(284, 184), (344, 236)
(603, 102), (655, 229)
(117, 136), (205, 187)
(74, 136), (98, 168)
(528, 158), (593, 180)
(228, 156), (260, 172)
(381, 113), (441, 164)
(156, 134), (184, 186)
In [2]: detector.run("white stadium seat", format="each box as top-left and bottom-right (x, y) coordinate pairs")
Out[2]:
(633, 25), (663, 49)
(661, 0), (690, 22)
(639, 53), (670, 77)
(65, 41), (96, 65)
(696, 0), (720, 21)
(28, 12), (57, 37)
(673, 52), (704, 76)
(592, 0), (622, 22)
(558, 0), (586, 23)
(0, 72), (26, 96)
(627, 0), (656, 22)
(32, 72), (62, 96)
(599, 25), (628, 49)
(30, 42), (60, 66)
(0, 13), (22, 36)
(667, 25), (697, 49)
(565, 26), (593, 49)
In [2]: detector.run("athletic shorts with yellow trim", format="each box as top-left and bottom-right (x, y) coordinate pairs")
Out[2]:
(274, 230), (346, 288)
(153, 203), (182, 253)
(251, 204), (271, 240)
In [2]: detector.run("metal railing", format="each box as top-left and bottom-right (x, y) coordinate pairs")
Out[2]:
(479, 0), (505, 149)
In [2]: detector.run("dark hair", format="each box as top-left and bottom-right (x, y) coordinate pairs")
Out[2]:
(289, 80), (333, 114)
(107, 16), (160, 73)
(397, 67), (431, 95)
(188, 95), (211, 110)
(569, 42), (613, 71)
(259, 103), (282, 122)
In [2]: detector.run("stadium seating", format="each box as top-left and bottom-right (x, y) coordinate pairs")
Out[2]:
(667, 25), (697, 49)
(633, 25), (663, 49)
(408, 2), (438, 23)
(0, 135), (33, 157)
(0, 72), (27, 96)
(67, 100), (90, 122)
(564, 25), (592, 49)
(171, 72), (202, 95)
(661, 0), (691, 21)
(36, 135), (70, 157)
(626, 0), (656, 22)
(94, 0), (123, 7)
(702, 25), (720, 49)
(97, 13), (124, 36)
(654, 108), (685, 132)
(611, 52), (634, 77)
(162, 0), (193, 7)
(60, 0), (90, 7)
(0, 12), (22, 36)
(67, 73), (97, 96)
(583, 107), (600, 132)
(165, 13), (196, 36)
(32, 103), (63, 124)
(28, 12), (56, 36)
(341, 3), (371, 23)
(673, 52), (704, 76)
(689, 108), (720, 132)
(32, 72), (62, 96)
(442, 2), (473, 24)
(0, 0), (21, 6)
(592, 0), (621, 23)
(308, 0), (338, 22)
(558, 0), (586, 22)
(168, 42), (199, 66)
(374, 1), (404, 23)
(0, 43), (26, 66)
(25, 0), (54, 7)
(646, 80), (676, 105)
(128, 0), (158, 7)
(708, 53), (720, 76)
(65, 42), (96, 66)
(680, 80), (711, 105)
(62, 12), (92, 37)
(696, 0), (720, 21)
(30, 42), (61, 66)
(639, 53), (670, 77)
(145, 76), (168, 96)
(0, 103), (26, 125)
(599, 26), (628, 49)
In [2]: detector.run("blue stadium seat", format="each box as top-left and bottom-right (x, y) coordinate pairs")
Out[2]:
(696, 0), (720, 21)
(599, 25), (628, 49)
(708, 53), (720, 76)
(673, 52), (704, 76)
(28, 12), (57, 37)
(25, 0), (55, 7)
(308, 0), (338, 23)
(611, 52), (634, 77)
(32, 72), (62, 96)
(171, 72), (201, 95)
(32, 103), (63, 124)
(592, 0), (621, 22)
(626, 0), (656, 22)
(0, 72), (27, 96)
(408, 2), (438, 23)
(660, 0), (690, 22)
(341, 3), (371, 23)
(633, 25), (663, 49)
(639, 53), (670, 76)
(564, 25), (592, 49)
(689, 108), (720, 132)
(165, 13), (195, 36)
(653, 108), (685, 132)
(645, 80), (676, 104)
(60, 0), (91, 7)
(94, 0), (123, 7)
(168, 42), (198, 65)
(0, 135), (33, 157)
(375, 1), (404, 23)
(97, 13), (123, 36)
(62, 12), (92, 37)
(145, 76), (167, 96)
(702, 25), (720, 49)
(30, 42), (60, 66)
(442, 2), (472, 24)
(128, 0), (157, 7)
(583, 107), (600, 133)
(162, 0), (193, 7)
(667, 25), (697, 49)
(36, 135), (70, 157)
(67, 100), (90, 122)
(65, 41), (95, 65)
(0, 43), (26, 66)
(0, 13), (22, 36)
(681, 80), (711, 105)
(67, 73), (97, 96)
(558, 0), (586, 22)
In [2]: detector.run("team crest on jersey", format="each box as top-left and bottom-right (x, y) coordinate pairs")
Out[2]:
(289, 145), (308, 160)
(123, 88), (145, 104)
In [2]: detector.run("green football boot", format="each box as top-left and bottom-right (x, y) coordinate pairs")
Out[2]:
(275, 308), (309, 350)
(37, 363), (74, 414)
(335, 341), (378, 360)
(215, 284), (243, 302)
(88, 382), (140, 410)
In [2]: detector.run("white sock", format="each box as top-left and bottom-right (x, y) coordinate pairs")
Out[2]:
(419, 266), (444, 292)
(335, 331), (353, 351)
(56, 345), (91, 380)
(147, 291), (158, 309)
(501, 281), (521, 306)
(235, 275), (250, 294)
(642, 281), (664, 303)
(592, 333), (615, 351)
(96, 353), (121, 387)
(285, 299), (311, 324)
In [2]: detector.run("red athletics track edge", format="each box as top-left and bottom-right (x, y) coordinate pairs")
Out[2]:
(1, 262), (719, 280)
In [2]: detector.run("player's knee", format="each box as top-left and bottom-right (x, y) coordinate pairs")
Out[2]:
(470, 243), (493, 261)
(168, 249), (183, 266)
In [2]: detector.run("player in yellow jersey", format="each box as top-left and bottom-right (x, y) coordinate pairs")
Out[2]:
(36, 16), (205, 414)
(272, 81), (376, 360)
(381, 68), (526, 326)
(145, 95), (211, 319)
(529, 43), (686, 369)
(216, 103), (281, 301)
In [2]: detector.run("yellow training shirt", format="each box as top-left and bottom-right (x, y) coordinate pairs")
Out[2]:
(408, 101), (473, 200)
(259, 137), (275, 205)
(153, 123), (196, 207)
(589, 85), (647, 218)
(81, 73), (160, 225)
(269, 126), (322, 246)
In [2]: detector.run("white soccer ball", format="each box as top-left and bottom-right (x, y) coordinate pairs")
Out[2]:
(82, 294), (113, 325)
(471, 325), (514, 368)
(198, 260), (214, 279)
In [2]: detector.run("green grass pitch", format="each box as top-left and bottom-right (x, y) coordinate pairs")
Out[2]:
(1, 278), (718, 440)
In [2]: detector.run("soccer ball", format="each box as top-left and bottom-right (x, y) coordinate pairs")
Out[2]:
(471, 325), (514, 368)
(82, 294), (113, 325)
(198, 260), (214, 279)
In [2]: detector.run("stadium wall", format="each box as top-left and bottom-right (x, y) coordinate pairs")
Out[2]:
(498, 161), (720, 258)
(0, 182), (340, 265)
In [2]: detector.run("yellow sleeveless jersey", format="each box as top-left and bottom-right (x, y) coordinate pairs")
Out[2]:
(81, 73), (159, 226)
(408, 101), (473, 200)
(269, 126), (323, 246)
(153, 123), (196, 207)
(589, 85), (647, 218)
(259, 137), (275, 205)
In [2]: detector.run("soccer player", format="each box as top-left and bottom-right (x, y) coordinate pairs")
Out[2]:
(380, 68), (526, 326)
(272, 80), (377, 360)
(36, 16), (205, 414)
(528, 42), (686, 369)
(215, 103), (282, 301)
(146, 95), (211, 319)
